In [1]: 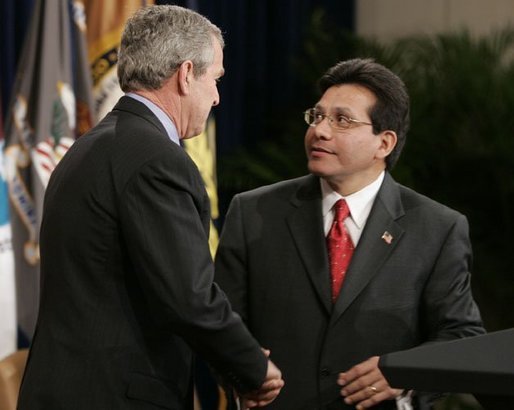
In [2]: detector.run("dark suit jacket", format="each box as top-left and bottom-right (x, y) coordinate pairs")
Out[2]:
(215, 173), (485, 410)
(17, 97), (267, 410)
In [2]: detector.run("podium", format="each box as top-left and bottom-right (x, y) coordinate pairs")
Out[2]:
(379, 328), (514, 408)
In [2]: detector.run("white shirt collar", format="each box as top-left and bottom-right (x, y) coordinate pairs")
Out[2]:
(321, 171), (385, 229)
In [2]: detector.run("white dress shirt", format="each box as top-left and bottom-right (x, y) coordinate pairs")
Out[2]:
(321, 171), (385, 245)
(320, 171), (413, 410)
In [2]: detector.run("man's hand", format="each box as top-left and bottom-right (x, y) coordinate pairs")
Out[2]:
(337, 356), (402, 409)
(241, 359), (284, 408)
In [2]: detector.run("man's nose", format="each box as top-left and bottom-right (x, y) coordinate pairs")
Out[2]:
(313, 119), (333, 140)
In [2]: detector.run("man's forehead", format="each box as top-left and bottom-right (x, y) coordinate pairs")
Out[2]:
(316, 86), (376, 110)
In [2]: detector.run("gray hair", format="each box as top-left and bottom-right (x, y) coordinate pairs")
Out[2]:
(118, 5), (224, 92)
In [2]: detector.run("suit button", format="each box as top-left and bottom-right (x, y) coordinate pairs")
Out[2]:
(320, 368), (331, 377)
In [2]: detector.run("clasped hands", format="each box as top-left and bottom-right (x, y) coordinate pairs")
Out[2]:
(237, 354), (401, 409)
(338, 356), (403, 409)
(240, 349), (284, 408)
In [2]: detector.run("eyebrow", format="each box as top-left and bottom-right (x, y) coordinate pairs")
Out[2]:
(314, 104), (353, 116)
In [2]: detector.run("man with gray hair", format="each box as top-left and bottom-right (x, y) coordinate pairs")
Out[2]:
(17, 5), (283, 410)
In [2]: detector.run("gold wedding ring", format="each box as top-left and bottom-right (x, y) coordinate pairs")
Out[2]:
(369, 385), (378, 394)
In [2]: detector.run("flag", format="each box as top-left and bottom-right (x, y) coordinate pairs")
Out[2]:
(381, 231), (393, 245)
(183, 116), (220, 257)
(3, 0), (94, 343)
(0, 94), (17, 360)
(184, 116), (226, 410)
(84, 0), (153, 122)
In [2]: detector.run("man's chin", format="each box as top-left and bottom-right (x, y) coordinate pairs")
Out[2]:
(185, 127), (207, 139)
(307, 163), (328, 177)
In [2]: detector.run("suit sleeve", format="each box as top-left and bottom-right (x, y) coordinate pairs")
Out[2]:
(409, 213), (485, 410)
(118, 151), (266, 393)
(421, 213), (485, 343)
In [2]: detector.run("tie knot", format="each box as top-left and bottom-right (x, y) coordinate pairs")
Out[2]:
(333, 199), (350, 222)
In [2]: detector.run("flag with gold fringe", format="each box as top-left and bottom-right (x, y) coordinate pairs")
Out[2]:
(3, 0), (94, 343)
(84, 0), (154, 122)
(183, 116), (220, 258)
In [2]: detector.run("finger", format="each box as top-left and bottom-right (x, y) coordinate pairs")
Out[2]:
(342, 376), (384, 402)
(353, 387), (398, 409)
(243, 390), (281, 408)
(337, 372), (347, 386)
(256, 389), (281, 404)
(243, 398), (257, 408)
(244, 384), (283, 402)
(345, 382), (400, 409)
(260, 378), (285, 391)
(338, 356), (380, 387)
(340, 372), (379, 396)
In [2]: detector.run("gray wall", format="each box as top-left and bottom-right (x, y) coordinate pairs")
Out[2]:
(356, 0), (514, 40)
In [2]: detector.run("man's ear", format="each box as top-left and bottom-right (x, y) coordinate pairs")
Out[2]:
(377, 130), (397, 160)
(177, 60), (194, 95)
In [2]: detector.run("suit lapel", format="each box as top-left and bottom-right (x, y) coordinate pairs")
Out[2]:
(287, 176), (332, 315)
(330, 173), (406, 325)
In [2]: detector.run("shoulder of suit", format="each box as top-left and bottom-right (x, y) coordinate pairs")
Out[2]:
(396, 182), (465, 219)
(235, 174), (316, 200)
(112, 96), (170, 137)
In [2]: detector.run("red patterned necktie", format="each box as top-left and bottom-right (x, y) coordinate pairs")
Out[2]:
(327, 199), (354, 302)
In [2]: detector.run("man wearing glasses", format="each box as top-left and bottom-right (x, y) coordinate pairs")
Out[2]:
(215, 58), (484, 409)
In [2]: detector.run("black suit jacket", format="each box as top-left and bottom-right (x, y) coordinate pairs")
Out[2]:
(17, 97), (267, 410)
(215, 173), (485, 410)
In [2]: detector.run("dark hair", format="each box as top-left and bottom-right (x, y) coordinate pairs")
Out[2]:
(319, 58), (410, 170)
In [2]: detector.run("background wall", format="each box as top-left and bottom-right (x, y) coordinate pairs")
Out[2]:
(357, 0), (514, 39)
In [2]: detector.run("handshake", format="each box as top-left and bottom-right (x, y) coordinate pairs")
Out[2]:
(238, 351), (285, 408)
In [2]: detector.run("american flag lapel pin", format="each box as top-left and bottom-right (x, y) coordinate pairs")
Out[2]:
(381, 231), (393, 245)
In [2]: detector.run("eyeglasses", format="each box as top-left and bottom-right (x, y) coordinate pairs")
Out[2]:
(303, 108), (373, 130)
